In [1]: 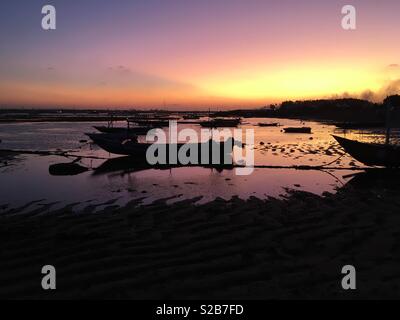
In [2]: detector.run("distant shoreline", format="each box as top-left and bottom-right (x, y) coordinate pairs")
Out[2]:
(1, 96), (398, 125)
(0, 116), (128, 123)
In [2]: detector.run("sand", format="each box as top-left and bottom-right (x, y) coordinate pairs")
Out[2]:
(1, 173), (400, 300)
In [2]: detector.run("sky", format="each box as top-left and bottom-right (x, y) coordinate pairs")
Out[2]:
(1, 0), (400, 109)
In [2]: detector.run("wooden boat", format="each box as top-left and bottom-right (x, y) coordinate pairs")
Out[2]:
(183, 114), (200, 120)
(87, 133), (239, 164)
(283, 127), (312, 134)
(334, 122), (385, 129)
(94, 116), (153, 135)
(332, 135), (400, 167)
(258, 122), (279, 127)
(199, 118), (241, 128)
(131, 120), (170, 127)
(93, 125), (150, 135)
(332, 96), (400, 167)
(127, 117), (170, 128)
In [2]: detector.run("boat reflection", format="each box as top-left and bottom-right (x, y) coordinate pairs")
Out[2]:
(345, 168), (400, 190)
(92, 156), (234, 176)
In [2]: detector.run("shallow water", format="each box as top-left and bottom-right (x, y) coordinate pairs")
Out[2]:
(1, 117), (388, 210)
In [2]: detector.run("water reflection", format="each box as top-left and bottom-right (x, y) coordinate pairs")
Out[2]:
(3, 118), (395, 210)
(345, 168), (400, 190)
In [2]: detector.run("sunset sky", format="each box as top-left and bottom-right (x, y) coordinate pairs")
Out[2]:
(1, 0), (400, 109)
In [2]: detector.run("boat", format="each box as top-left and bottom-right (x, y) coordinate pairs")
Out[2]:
(93, 116), (153, 136)
(199, 118), (241, 128)
(334, 122), (385, 129)
(127, 116), (171, 128)
(332, 135), (400, 167)
(131, 120), (170, 127)
(87, 133), (239, 165)
(283, 127), (312, 134)
(333, 95), (400, 167)
(183, 114), (200, 120)
(258, 122), (279, 127)
(93, 125), (150, 135)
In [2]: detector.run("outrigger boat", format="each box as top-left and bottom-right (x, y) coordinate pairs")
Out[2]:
(283, 127), (312, 134)
(199, 118), (241, 128)
(332, 135), (400, 167)
(333, 96), (400, 167)
(131, 119), (170, 127)
(86, 133), (239, 165)
(93, 125), (150, 135)
(258, 122), (279, 127)
(183, 114), (200, 120)
(334, 122), (385, 129)
(94, 117), (152, 136)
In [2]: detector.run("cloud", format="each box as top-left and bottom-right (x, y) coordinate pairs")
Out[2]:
(108, 65), (132, 76)
(388, 64), (399, 68)
(104, 65), (197, 91)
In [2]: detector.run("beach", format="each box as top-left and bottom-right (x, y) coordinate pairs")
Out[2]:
(1, 170), (400, 299)
(1, 117), (400, 300)
(2, 0), (400, 304)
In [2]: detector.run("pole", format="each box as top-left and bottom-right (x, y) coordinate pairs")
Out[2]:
(385, 101), (392, 145)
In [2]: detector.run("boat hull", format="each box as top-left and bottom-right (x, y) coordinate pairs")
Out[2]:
(258, 123), (279, 127)
(93, 126), (150, 135)
(283, 127), (312, 134)
(332, 135), (400, 167)
(88, 134), (238, 165)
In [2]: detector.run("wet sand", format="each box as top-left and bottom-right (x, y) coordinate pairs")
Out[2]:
(1, 176), (400, 300)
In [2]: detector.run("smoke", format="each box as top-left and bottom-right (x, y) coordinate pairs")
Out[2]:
(379, 79), (400, 98)
(360, 89), (375, 101)
(329, 64), (400, 102)
(331, 78), (400, 103)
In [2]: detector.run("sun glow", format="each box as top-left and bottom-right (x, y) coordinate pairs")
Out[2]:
(199, 65), (381, 101)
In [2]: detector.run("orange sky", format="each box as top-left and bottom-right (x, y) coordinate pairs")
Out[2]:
(1, 0), (400, 109)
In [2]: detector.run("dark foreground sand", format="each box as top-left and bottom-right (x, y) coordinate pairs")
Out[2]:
(1, 170), (400, 300)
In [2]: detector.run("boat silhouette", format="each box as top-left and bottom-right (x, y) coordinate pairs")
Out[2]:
(333, 95), (400, 168)
(333, 135), (400, 167)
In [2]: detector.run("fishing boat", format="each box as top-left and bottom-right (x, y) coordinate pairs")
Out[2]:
(199, 118), (241, 128)
(131, 119), (170, 127)
(87, 134), (148, 156)
(93, 125), (150, 135)
(183, 114), (200, 120)
(93, 116), (152, 136)
(283, 127), (312, 134)
(332, 135), (400, 167)
(334, 122), (385, 129)
(87, 133), (239, 164)
(333, 96), (400, 167)
(258, 122), (279, 127)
